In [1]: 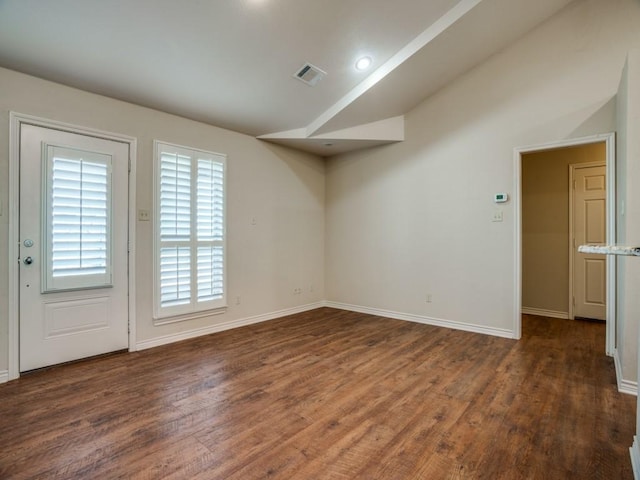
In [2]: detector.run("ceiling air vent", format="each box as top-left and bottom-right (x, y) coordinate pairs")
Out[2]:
(294, 63), (326, 87)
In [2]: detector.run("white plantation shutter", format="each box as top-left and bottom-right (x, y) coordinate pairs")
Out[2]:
(44, 145), (113, 291)
(159, 152), (191, 308)
(160, 152), (191, 240)
(196, 159), (224, 302)
(159, 246), (191, 307)
(197, 245), (224, 302)
(155, 142), (226, 319)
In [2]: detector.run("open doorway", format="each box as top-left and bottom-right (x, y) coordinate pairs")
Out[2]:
(514, 133), (616, 355)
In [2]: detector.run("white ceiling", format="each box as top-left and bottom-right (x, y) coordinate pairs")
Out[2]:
(0, 0), (575, 156)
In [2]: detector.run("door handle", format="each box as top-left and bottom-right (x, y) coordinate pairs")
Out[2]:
(23, 256), (33, 265)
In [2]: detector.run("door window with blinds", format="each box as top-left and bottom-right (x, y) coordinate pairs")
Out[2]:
(154, 141), (226, 320)
(43, 144), (113, 292)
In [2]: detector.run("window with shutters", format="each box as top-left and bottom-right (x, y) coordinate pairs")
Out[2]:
(154, 141), (226, 320)
(43, 145), (113, 292)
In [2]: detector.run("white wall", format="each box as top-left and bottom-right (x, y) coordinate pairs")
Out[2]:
(616, 56), (630, 388)
(326, 0), (640, 382)
(627, 50), (640, 392)
(0, 67), (326, 373)
(617, 50), (640, 404)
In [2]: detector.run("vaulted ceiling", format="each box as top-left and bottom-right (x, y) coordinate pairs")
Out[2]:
(0, 0), (575, 155)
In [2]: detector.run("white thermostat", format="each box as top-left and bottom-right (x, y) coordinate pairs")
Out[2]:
(494, 193), (509, 203)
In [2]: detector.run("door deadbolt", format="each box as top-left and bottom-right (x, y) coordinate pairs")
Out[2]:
(23, 239), (34, 247)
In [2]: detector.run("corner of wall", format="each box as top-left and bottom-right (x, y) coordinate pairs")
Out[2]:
(615, 348), (639, 396)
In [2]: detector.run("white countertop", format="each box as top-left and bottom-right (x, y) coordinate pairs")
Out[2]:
(578, 245), (640, 256)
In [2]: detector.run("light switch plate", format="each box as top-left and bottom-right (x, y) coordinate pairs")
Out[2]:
(138, 209), (150, 221)
(492, 209), (503, 222)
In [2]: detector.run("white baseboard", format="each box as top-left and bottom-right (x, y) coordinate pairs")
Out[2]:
(614, 349), (638, 396)
(631, 437), (640, 480)
(521, 307), (569, 319)
(0, 370), (8, 384)
(325, 302), (514, 339)
(136, 302), (325, 351)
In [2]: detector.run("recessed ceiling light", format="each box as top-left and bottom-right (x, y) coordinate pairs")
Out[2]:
(355, 56), (372, 71)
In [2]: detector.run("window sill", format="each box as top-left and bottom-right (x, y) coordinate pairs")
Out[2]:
(153, 306), (228, 326)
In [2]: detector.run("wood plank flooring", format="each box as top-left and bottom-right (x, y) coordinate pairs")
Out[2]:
(0, 308), (635, 479)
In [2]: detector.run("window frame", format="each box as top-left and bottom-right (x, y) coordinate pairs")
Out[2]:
(42, 143), (113, 292)
(153, 140), (227, 322)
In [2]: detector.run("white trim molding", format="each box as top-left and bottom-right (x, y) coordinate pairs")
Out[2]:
(631, 437), (640, 480)
(614, 349), (638, 396)
(8, 112), (138, 379)
(0, 370), (9, 384)
(325, 302), (514, 339)
(137, 302), (326, 351)
(521, 307), (569, 320)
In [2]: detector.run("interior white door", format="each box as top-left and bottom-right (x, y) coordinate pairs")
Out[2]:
(573, 165), (606, 321)
(19, 124), (129, 372)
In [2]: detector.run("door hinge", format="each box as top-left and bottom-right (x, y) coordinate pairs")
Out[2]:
(128, 157), (131, 173)
(573, 180), (576, 190)
(572, 296), (576, 307)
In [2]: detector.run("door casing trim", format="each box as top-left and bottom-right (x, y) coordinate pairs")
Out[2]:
(513, 132), (616, 356)
(8, 112), (138, 380)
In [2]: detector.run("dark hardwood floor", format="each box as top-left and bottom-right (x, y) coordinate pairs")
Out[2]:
(0, 308), (635, 479)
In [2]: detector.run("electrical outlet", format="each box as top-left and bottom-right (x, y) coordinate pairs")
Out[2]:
(426, 294), (432, 303)
(235, 296), (240, 305)
(492, 209), (503, 222)
(138, 209), (150, 221)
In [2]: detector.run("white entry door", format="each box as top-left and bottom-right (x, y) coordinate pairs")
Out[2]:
(573, 164), (606, 321)
(19, 124), (129, 372)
